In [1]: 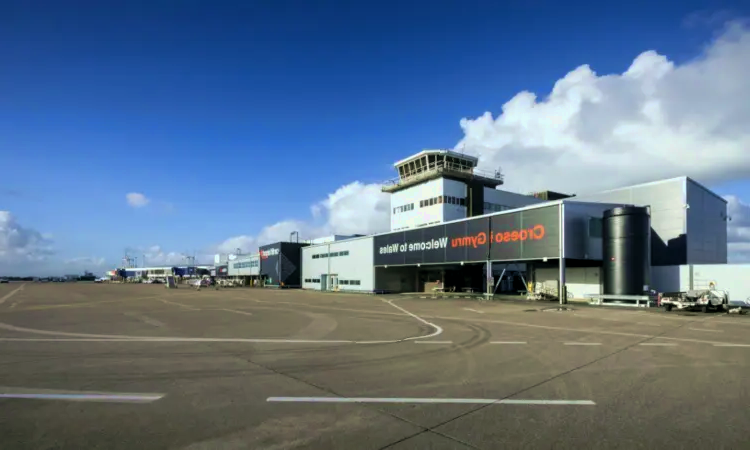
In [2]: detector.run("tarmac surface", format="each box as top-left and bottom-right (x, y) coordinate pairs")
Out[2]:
(1, 283), (749, 449)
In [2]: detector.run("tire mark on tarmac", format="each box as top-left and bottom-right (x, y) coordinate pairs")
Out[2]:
(220, 297), (406, 319)
(287, 312), (339, 340)
(378, 308), (708, 449)
(256, 322), (485, 378)
(123, 312), (166, 328)
(196, 341), (482, 449)
(422, 314), (741, 347)
(0, 297), (444, 345)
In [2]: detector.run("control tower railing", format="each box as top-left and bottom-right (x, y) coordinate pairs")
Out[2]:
(382, 160), (504, 192)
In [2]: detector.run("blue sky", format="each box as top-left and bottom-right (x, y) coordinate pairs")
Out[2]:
(1, 0), (749, 274)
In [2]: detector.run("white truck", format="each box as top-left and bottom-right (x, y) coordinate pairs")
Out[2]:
(659, 289), (730, 313)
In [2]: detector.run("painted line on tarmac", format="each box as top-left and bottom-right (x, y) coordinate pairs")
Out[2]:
(0, 299), (442, 345)
(0, 337), (352, 344)
(688, 328), (723, 333)
(564, 342), (602, 346)
(713, 344), (750, 347)
(463, 308), (484, 314)
(0, 284), (25, 306)
(9, 295), (165, 312)
(0, 386), (163, 403)
(639, 343), (678, 346)
(267, 397), (595, 405)
(414, 340), (453, 344)
(382, 299), (443, 342)
(490, 341), (527, 345)
(218, 308), (254, 316)
(156, 298), (200, 311)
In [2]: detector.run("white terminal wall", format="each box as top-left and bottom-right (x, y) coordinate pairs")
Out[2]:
(533, 267), (602, 299)
(651, 264), (750, 303)
(390, 178), (467, 231)
(227, 253), (260, 276)
(301, 236), (374, 291)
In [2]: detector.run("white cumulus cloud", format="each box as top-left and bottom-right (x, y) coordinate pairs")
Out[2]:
(126, 192), (150, 208)
(215, 182), (390, 255)
(455, 21), (750, 263)
(0, 211), (54, 263)
(65, 256), (107, 267)
(457, 21), (750, 196)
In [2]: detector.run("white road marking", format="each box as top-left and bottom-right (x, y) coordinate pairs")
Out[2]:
(414, 341), (453, 344)
(156, 298), (200, 311)
(688, 328), (723, 333)
(0, 284), (25, 306)
(10, 302), (17, 309)
(490, 341), (527, 345)
(0, 386), (163, 403)
(713, 344), (750, 347)
(463, 308), (484, 314)
(218, 308), (253, 316)
(636, 322), (661, 327)
(564, 342), (602, 346)
(0, 337), (352, 343)
(639, 343), (677, 346)
(0, 299), (442, 345)
(267, 397), (595, 405)
(382, 299), (444, 342)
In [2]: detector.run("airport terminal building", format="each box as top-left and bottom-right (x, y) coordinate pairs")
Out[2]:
(297, 150), (731, 299)
(150, 148), (737, 300)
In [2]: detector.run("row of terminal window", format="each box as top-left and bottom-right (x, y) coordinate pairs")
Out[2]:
(484, 202), (512, 212)
(232, 260), (259, 269)
(393, 196), (467, 214)
(303, 278), (361, 286)
(393, 203), (415, 214)
(420, 196), (466, 208)
(312, 250), (350, 259)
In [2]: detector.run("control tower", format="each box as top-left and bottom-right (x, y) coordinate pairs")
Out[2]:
(383, 149), (551, 232)
(382, 149), (503, 194)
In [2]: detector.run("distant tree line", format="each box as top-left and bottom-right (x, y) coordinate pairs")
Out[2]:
(1, 272), (98, 282)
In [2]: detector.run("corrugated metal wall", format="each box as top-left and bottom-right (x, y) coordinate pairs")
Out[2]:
(575, 178), (688, 265)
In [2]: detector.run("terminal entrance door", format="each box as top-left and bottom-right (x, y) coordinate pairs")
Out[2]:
(320, 275), (327, 291)
(329, 274), (338, 291)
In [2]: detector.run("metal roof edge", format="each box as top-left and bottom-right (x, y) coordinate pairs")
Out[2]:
(685, 176), (727, 203)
